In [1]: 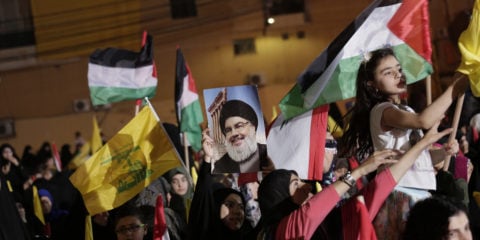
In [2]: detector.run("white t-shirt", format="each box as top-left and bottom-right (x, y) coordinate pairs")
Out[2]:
(370, 102), (436, 190)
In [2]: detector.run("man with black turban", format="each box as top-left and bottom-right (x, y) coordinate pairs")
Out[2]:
(213, 99), (269, 173)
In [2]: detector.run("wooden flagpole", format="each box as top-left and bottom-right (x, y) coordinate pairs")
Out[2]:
(443, 92), (465, 171)
(443, 73), (465, 171)
(183, 134), (190, 174)
(426, 75), (432, 105)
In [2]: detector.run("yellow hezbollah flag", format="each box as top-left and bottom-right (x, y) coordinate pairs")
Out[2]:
(91, 116), (103, 154)
(457, 0), (480, 96)
(69, 106), (182, 215)
(32, 186), (45, 225)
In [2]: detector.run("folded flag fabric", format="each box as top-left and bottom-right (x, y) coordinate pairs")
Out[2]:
(175, 47), (204, 152)
(88, 34), (157, 106)
(69, 106), (182, 215)
(267, 105), (329, 180)
(279, 0), (433, 120)
(457, 0), (480, 97)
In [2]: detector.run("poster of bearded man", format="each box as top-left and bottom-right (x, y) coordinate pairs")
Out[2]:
(203, 85), (271, 174)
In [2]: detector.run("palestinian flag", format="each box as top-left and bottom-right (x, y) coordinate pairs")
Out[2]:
(267, 105), (329, 180)
(175, 47), (204, 152)
(88, 33), (157, 106)
(279, 0), (433, 120)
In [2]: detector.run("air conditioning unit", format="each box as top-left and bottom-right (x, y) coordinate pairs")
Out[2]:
(0, 118), (15, 139)
(73, 99), (91, 112)
(245, 73), (266, 87)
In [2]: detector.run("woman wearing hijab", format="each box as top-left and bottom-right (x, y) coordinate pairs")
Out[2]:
(187, 129), (252, 240)
(163, 167), (193, 222)
(256, 122), (453, 240)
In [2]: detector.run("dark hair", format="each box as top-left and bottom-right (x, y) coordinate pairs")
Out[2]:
(113, 204), (146, 228)
(338, 48), (397, 160)
(0, 143), (18, 158)
(0, 143), (19, 169)
(403, 195), (470, 240)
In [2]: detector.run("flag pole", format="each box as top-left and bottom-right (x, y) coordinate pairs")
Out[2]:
(135, 31), (149, 115)
(183, 134), (190, 175)
(442, 73), (465, 171)
(426, 75), (432, 105)
(442, 93), (464, 171)
(135, 99), (142, 115)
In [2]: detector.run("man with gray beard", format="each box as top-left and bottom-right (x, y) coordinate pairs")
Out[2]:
(212, 100), (269, 174)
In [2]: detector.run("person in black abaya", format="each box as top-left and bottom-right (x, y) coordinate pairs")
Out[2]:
(0, 174), (31, 240)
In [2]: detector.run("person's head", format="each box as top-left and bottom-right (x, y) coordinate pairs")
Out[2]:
(0, 143), (17, 162)
(214, 187), (246, 231)
(114, 205), (148, 240)
(403, 195), (472, 240)
(357, 47), (406, 105)
(164, 167), (189, 196)
(170, 172), (188, 196)
(258, 169), (312, 222)
(219, 100), (259, 162)
(38, 189), (53, 215)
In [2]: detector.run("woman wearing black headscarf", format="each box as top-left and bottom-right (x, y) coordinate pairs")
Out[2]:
(187, 129), (252, 240)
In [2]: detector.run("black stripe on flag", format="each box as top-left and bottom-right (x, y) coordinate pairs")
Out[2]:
(175, 47), (188, 123)
(297, 0), (402, 93)
(89, 34), (154, 68)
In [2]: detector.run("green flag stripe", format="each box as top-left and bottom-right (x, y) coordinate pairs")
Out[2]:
(89, 86), (156, 106)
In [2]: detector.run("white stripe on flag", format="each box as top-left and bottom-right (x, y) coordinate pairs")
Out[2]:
(88, 63), (157, 88)
(267, 111), (313, 179)
(178, 74), (199, 110)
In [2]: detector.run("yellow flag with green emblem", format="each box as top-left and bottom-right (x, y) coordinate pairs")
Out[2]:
(69, 106), (182, 215)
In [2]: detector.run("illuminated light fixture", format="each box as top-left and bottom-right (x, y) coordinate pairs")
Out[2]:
(267, 17), (275, 24)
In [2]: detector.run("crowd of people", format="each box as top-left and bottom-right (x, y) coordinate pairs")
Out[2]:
(1, 47), (480, 240)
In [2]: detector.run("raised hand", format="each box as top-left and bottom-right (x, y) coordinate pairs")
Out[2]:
(357, 149), (401, 177)
(202, 128), (215, 163)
